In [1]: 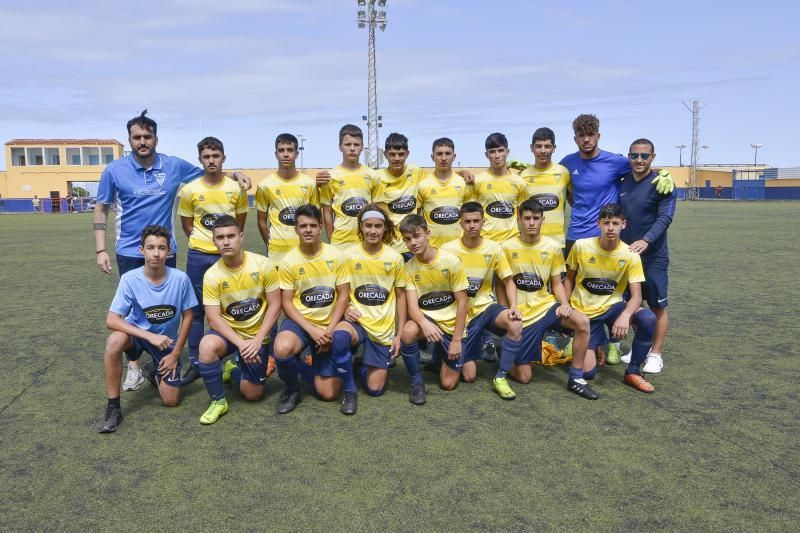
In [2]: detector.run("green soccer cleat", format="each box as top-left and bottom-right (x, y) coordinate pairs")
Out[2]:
(492, 377), (517, 400)
(222, 360), (238, 384)
(199, 398), (229, 425)
(606, 342), (621, 365)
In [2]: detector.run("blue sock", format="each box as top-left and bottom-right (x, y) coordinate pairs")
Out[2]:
(583, 366), (597, 380)
(276, 357), (300, 392)
(199, 360), (225, 400)
(358, 365), (386, 397)
(297, 356), (316, 389)
(401, 342), (423, 385)
(332, 330), (356, 393)
(568, 366), (583, 380)
(498, 337), (521, 378)
(627, 310), (656, 375)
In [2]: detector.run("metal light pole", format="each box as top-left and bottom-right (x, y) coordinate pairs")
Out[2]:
(675, 144), (686, 166)
(297, 135), (306, 170)
(750, 143), (762, 166)
(357, 0), (388, 169)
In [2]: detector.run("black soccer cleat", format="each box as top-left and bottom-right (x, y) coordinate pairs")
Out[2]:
(277, 389), (301, 414)
(567, 378), (599, 400)
(482, 340), (498, 363)
(98, 405), (123, 433)
(340, 391), (358, 415)
(409, 382), (426, 405)
(180, 364), (201, 386)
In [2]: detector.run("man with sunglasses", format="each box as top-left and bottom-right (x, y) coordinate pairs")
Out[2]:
(618, 139), (676, 375)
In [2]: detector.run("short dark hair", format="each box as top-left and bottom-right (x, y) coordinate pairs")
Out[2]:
(212, 214), (240, 232)
(398, 214), (428, 235)
(598, 203), (626, 220)
(459, 201), (484, 217)
(572, 114), (599, 135)
(518, 198), (544, 216)
(384, 132), (409, 151)
(339, 124), (363, 143)
(295, 204), (322, 223)
(127, 109), (157, 136)
(485, 132), (508, 150)
(630, 138), (655, 153)
(432, 137), (455, 152)
(140, 224), (170, 247)
(357, 203), (395, 245)
(532, 127), (555, 144)
(275, 133), (298, 150)
(197, 136), (224, 155)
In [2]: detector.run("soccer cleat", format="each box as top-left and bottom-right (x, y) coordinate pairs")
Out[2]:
(621, 350), (632, 364)
(266, 356), (277, 378)
(563, 339), (573, 357)
(180, 364), (201, 386)
(492, 377), (517, 400)
(596, 346), (607, 366)
(122, 363), (145, 391)
(199, 398), (229, 425)
(304, 354), (313, 367)
(606, 343), (621, 365)
(642, 354), (664, 374)
(409, 382), (426, 405)
(624, 372), (655, 393)
(277, 389), (301, 414)
(340, 391), (358, 415)
(482, 340), (498, 363)
(222, 360), (238, 384)
(98, 405), (123, 433)
(567, 378), (599, 400)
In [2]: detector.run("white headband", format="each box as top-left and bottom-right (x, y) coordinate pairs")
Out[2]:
(361, 210), (385, 221)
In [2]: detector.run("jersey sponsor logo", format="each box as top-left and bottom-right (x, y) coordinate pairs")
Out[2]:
(466, 277), (483, 298)
(486, 201), (514, 219)
(226, 298), (263, 321)
(143, 305), (177, 324)
(200, 213), (223, 230)
(300, 286), (335, 308)
(355, 284), (389, 306)
(529, 193), (559, 211)
(429, 206), (460, 225)
(582, 278), (617, 295)
(278, 207), (297, 226)
(419, 291), (455, 311)
(513, 272), (544, 292)
(389, 195), (416, 214)
(341, 196), (369, 217)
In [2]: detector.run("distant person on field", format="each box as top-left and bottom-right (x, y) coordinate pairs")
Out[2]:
(32, 195), (41, 213)
(715, 185), (723, 198)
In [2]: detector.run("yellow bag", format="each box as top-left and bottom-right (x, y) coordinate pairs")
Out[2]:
(540, 341), (572, 366)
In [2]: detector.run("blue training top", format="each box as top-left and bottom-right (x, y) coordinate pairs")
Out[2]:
(560, 150), (630, 240)
(97, 153), (204, 257)
(619, 171), (677, 262)
(109, 266), (198, 341)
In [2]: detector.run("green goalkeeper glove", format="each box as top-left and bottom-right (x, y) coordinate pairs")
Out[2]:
(652, 169), (675, 194)
(507, 160), (530, 171)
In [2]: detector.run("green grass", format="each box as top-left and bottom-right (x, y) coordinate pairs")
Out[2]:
(1, 202), (799, 531)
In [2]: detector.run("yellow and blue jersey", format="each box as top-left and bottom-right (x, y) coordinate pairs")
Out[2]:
(375, 165), (425, 252)
(519, 163), (571, 247)
(501, 236), (565, 327)
(319, 165), (380, 247)
(255, 171), (318, 264)
(403, 249), (468, 336)
(416, 172), (472, 248)
(442, 238), (512, 321)
(177, 176), (249, 254)
(471, 170), (527, 242)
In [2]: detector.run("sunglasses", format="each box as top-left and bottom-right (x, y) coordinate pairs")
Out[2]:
(628, 153), (652, 161)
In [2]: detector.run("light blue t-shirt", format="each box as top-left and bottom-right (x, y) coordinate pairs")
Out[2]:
(109, 267), (198, 340)
(560, 150), (631, 240)
(97, 153), (204, 257)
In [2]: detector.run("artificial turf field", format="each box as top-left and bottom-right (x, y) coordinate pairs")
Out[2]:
(1, 201), (798, 531)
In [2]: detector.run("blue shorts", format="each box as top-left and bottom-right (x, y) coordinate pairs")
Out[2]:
(464, 303), (507, 362)
(515, 303), (561, 365)
(116, 254), (176, 276)
(348, 321), (391, 369)
(207, 330), (270, 385)
(642, 261), (669, 309)
(124, 337), (182, 388)
(277, 318), (336, 377)
(186, 249), (220, 306)
(424, 315), (463, 371)
(588, 301), (653, 349)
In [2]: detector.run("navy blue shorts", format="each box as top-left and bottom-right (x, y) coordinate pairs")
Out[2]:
(186, 249), (220, 307)
(515, 303), (561, 365)
(424, 315), (463, 371)
(642, 261), (669, 309)
(588, 301), (653, 349)
(124, 337), (182, 388)
(348, 321), (391, 369)
(116, 254), (177, 276)
(207, 330), (270, 385)
(464, 303), (507, 362)
(277, 318), (336, 377)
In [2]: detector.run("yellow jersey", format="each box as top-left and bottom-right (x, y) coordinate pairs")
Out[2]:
(519, 163), (571, 247)
(403, 249), (468, 336)
(279, 243), (351, 328)
(177, 176), (249, 254)
(319, 165), (380, 247)
(202, 252), (279, 341)
(471, 170), (527, 242)
(566, 237), (645, 318)
(344, 243), (406, 345)
(501, 236), (565, 327)
(416, 171), (472, 248)
(442, 238), (512, 321)
(254, 171), (318, 264)
(375, 164), (425, 252)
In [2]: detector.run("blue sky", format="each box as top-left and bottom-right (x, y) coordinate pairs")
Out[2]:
(1, 0), (796, 170)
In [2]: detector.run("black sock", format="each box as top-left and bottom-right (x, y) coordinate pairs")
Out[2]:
(108, 397), (121, 409)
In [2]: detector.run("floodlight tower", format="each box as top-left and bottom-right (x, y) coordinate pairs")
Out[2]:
(357, 0), (388, 169)
(675, 144), (686, 167)
(297, 135), (306, 170)
(682, 100), (705, 201)
(750, 143), (763, 166)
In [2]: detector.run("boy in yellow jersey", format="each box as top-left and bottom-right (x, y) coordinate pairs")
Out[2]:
(255, 133), (319, 264)
(442, 202), (522, 387)
(518, 127), (571, 250)
(497, 200), (596, 400)
(177, 137), (249, 384)
(330, 204), (406, 415)
(273, 204), (351, 414)
(564, 203), (657, 393)
(398, 214), (469, 404)
(416, 137), (472, 248)
(317, 124), (380, 247)
(196, 216), (281, 424)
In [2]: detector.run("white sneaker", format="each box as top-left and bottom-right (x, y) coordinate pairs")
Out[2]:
(621, 350), (632, 364)
(122, 363), (145, 391)
(642, 353), (664, 374)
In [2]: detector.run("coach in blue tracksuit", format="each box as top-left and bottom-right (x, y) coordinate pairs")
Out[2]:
(619, 138), (676, 375)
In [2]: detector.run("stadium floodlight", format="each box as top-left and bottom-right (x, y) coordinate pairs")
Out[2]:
(355, 0), (388, 169)
(675, 144), (686, 166)
(750, 143), (763, 166)
(378, 0), (387, 6)
(358, 0), (366, 5)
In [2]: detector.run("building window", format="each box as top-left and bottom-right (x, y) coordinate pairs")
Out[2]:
(45, 147), (60, 165)
(11, 148), (26, 166)
(101, 147), (114, 164)
(66, 148), (81, 165)
(83, 147), (100, 166)
(26, 147), (44, 166)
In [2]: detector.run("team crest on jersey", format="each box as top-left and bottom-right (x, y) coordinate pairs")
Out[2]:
(483, 254), (492, 266)
(227, 192), (234, 201)
(250, 272), (260, 283)
(154, 172), (166, 187)
(512, 252), (519, 259)
(618, 259), (627, 268)
(198, 194), (205, 201)
(298, 267), (305, 275)
(589, 257), (596, 263)
(222, 281), (230, 289)
(383, 261), (393, 272)
(338, 179), (345, 185)
(486, 183), (493, 190)
(275, 188), (282, 195)
(441, 268), (449, 277)
(541, 252), (549, 261)
(554, 173), (562, 182)
(455, 186), (462, 193)
(415, 274), (422, 282)
(327, 260), (334, 272)
(355, 262), (362, 271)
